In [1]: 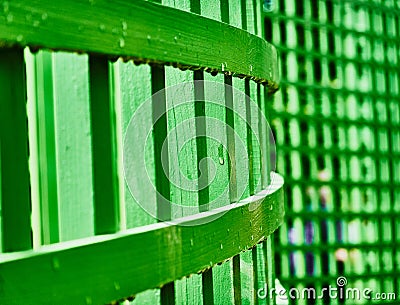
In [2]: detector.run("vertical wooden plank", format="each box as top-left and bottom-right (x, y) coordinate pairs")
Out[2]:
(0, 48), (32, 252)
(188, 0), (215, 303)
(88, 55), (119, 234)
(143, 1), (173, 299)
(242, 1), (259, 304)
(25, 48), (41, 249)
(151, 65), (172, 223)
(25, 49), (59, 246)
(52, 52), (94, 241)
(162, 0), (203, 302)
(151, 64), (176, 305)
(232, 78), (248, 305)
(200, 1), (230, 304)
(113, 60), (161, 305)
(231, 5), (247, 303)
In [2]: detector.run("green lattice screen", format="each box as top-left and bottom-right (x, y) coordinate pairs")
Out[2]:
(265, 0), (400, 304)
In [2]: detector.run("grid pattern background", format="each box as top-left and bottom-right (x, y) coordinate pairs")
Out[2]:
(265, 0), (400, 304)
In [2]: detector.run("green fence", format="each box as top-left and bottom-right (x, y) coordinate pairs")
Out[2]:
(265, 0), (400, 304)
(0, 1), (284, 304)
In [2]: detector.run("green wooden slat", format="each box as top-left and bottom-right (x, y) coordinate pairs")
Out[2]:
(52, 53), (94, 241)
(113, 61), (160, 305)
(0, 173), (284, 305)
(33, 51), (59, 244)
(245, 80), (255, 197)
(233, 254), (243, 305)
(189, 1), (212, 301)
(162, 1), (202, 302)
(194, 71), (210, 213)
(151, 66), (171, 223)
(151, 63), (174, 304)
(88, 55), (119, 234)
(25, 50), (59, 246)
(0, 48), (32, 252)
(0, 0), (279, 90)
(225, 76), (238, 203)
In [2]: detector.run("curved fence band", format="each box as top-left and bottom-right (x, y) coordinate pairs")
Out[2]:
(0, 173), (284, 305)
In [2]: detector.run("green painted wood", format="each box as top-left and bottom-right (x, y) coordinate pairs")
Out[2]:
(250, 81), (262, 195)
(186, 2), (214, 304)
(113, 61), (160, 305)
(88, 55), (119, 234)
(25, 50), (59, 246)
(0, 173), (284, 305)
(161, 2), (203, 303)
(0, 48), (32, 252)
(263, 237), (274, 305)
(232, 77), (249, 305)
(194, 71), (209, 213)
(0, 0), (279, 91)
(151, 64), (175, 305)
(52, 52), (94, 241)
(113, 62), (157, 229)
(164, 67), (198, 219)
(151, 65), (171, 223)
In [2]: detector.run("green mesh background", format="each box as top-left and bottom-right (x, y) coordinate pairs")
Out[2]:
(265, 0), (400, 304)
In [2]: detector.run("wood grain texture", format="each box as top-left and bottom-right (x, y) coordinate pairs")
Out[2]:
(52, 52), (94, 241)
(26, 50), (59, 246)
(0, 174), (284, 305)
(113, 62), (161, 305)
(0, 0), (278, 91)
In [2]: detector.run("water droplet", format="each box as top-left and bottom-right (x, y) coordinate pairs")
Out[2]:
(209, 261), (213, 266)
(260, 226), (263, 231)
(190, 238), (194, 246)
(221, 63), (225, 71)
(85, 297), (92, 305)
(52, 257), (60, 270)
(250, 65), (253, 72)
(114, 282), (120, 291)
(121, 20), (128, 31)
(6, 13), (13, 23)
(41, 13), (48, 20)
(249, 220), (253, 227)
(147, 35), (151, 42)
(16, 34), (23, 42)
(270, 205), (273, 210)
(99, 24), (105, 32)
(220, 244), (223, 250)
(263, 0), (274, 13)
(227, 228), (230, 233)
(33, 20), (40, 27)
(219, 157), (224, 165)
(251, 235), (254, 241)
(119, 38), (125, 48)
(174, 36), (178, 43)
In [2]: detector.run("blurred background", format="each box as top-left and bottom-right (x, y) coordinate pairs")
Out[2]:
(264, 0), (400, 304)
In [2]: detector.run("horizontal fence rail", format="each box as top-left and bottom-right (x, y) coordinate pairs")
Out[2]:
(0, 174), (284, 305)
(0, 0), (279, 91)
